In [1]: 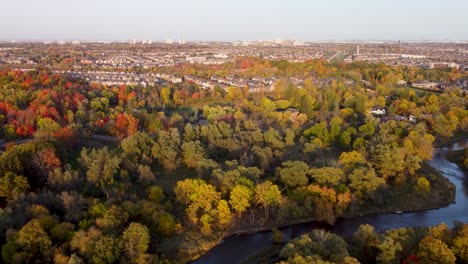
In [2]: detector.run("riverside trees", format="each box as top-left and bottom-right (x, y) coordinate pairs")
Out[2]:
(276, 223), (468, 264)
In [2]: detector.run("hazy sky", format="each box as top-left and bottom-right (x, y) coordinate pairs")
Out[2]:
(1, 0), (467, 41)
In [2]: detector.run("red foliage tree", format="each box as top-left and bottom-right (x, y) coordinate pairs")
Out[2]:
(32, 148), (61, 177)
(115, 113), (139, 139)
(53, 127), (78, 147)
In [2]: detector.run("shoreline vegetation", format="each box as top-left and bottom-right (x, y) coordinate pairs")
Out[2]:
(446, 149), (468, 172)
(183, 160), (457, 263)
(242, 222), (468, 264)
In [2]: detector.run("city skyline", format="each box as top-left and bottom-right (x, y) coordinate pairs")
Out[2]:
(1, 0), (468, 42)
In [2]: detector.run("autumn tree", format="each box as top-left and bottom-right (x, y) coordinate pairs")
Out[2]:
(216, 199), (233, 229)
(376, 236), (402, 264)
(174, 179), (221, 233)
(121, 223), (151, 263)
(418, 236), (456, 264)
(229, 184), (253, 217)
(115, 113), (140, 139)
(255, 181), (281, 219)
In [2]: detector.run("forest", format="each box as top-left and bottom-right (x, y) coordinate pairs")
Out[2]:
(0, 59), (467, 263)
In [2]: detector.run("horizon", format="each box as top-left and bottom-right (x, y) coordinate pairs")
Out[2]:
(2, 39), (468, 44)
(1, 0), (467, 42)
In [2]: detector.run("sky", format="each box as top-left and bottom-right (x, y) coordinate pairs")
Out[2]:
(1, 0), (467, 42)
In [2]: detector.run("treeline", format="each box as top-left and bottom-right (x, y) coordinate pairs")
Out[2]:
(167, 56), (465, 85)
(275, 222), (468, 264)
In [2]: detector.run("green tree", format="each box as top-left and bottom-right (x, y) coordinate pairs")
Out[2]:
(329, 117), (343, 143)
(280, 229), (350, 263)
(376, 236), (402, 264)
(120, 132), (155, 164)
(338, 151), (368, 172)
(351, 224), (378, 263)
(277, 161), (309, 189)
(309, 167), (343, 187)
(36, 117), (61, 136)
(433, 114), (459, 139)
(301, 94), (316, 119)
(181, 141), (207, 169)
(348, 167), (385, 200)
(153, 129), (181, 171)
(16, 219), (52, 261)
(157, 213), (176, 236)
(371, 144), (406, 180)
(304, 121), (330, 146)
(121, 223), (151, 262)
(91, 235), (121, 264)
(146, 185), (164, 203)
(80, 147), (121, 197)
(0, 172), (29, 201)
(451, 234), (468, 262)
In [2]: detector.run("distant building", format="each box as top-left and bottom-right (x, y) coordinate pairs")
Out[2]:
(430, 62), (459, 70)
(401, 54), (426, 59)
(370, 107), (386, 116)
(397, 80), (407, 86)
(412, 81), (442, 90)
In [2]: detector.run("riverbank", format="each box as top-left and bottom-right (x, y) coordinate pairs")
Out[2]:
(180, 161), (456, 264)
(446, 149), (467, 172)
(344, 162), (455, 217)
(434, 133), (468, 148)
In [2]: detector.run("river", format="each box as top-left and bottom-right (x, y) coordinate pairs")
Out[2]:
(193, 140), (468, 264)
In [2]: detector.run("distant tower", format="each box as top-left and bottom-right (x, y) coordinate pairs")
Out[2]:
(356, 45), (360, 56)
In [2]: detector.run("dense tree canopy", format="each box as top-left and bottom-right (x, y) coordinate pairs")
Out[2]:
(0, 59), (466, 263)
